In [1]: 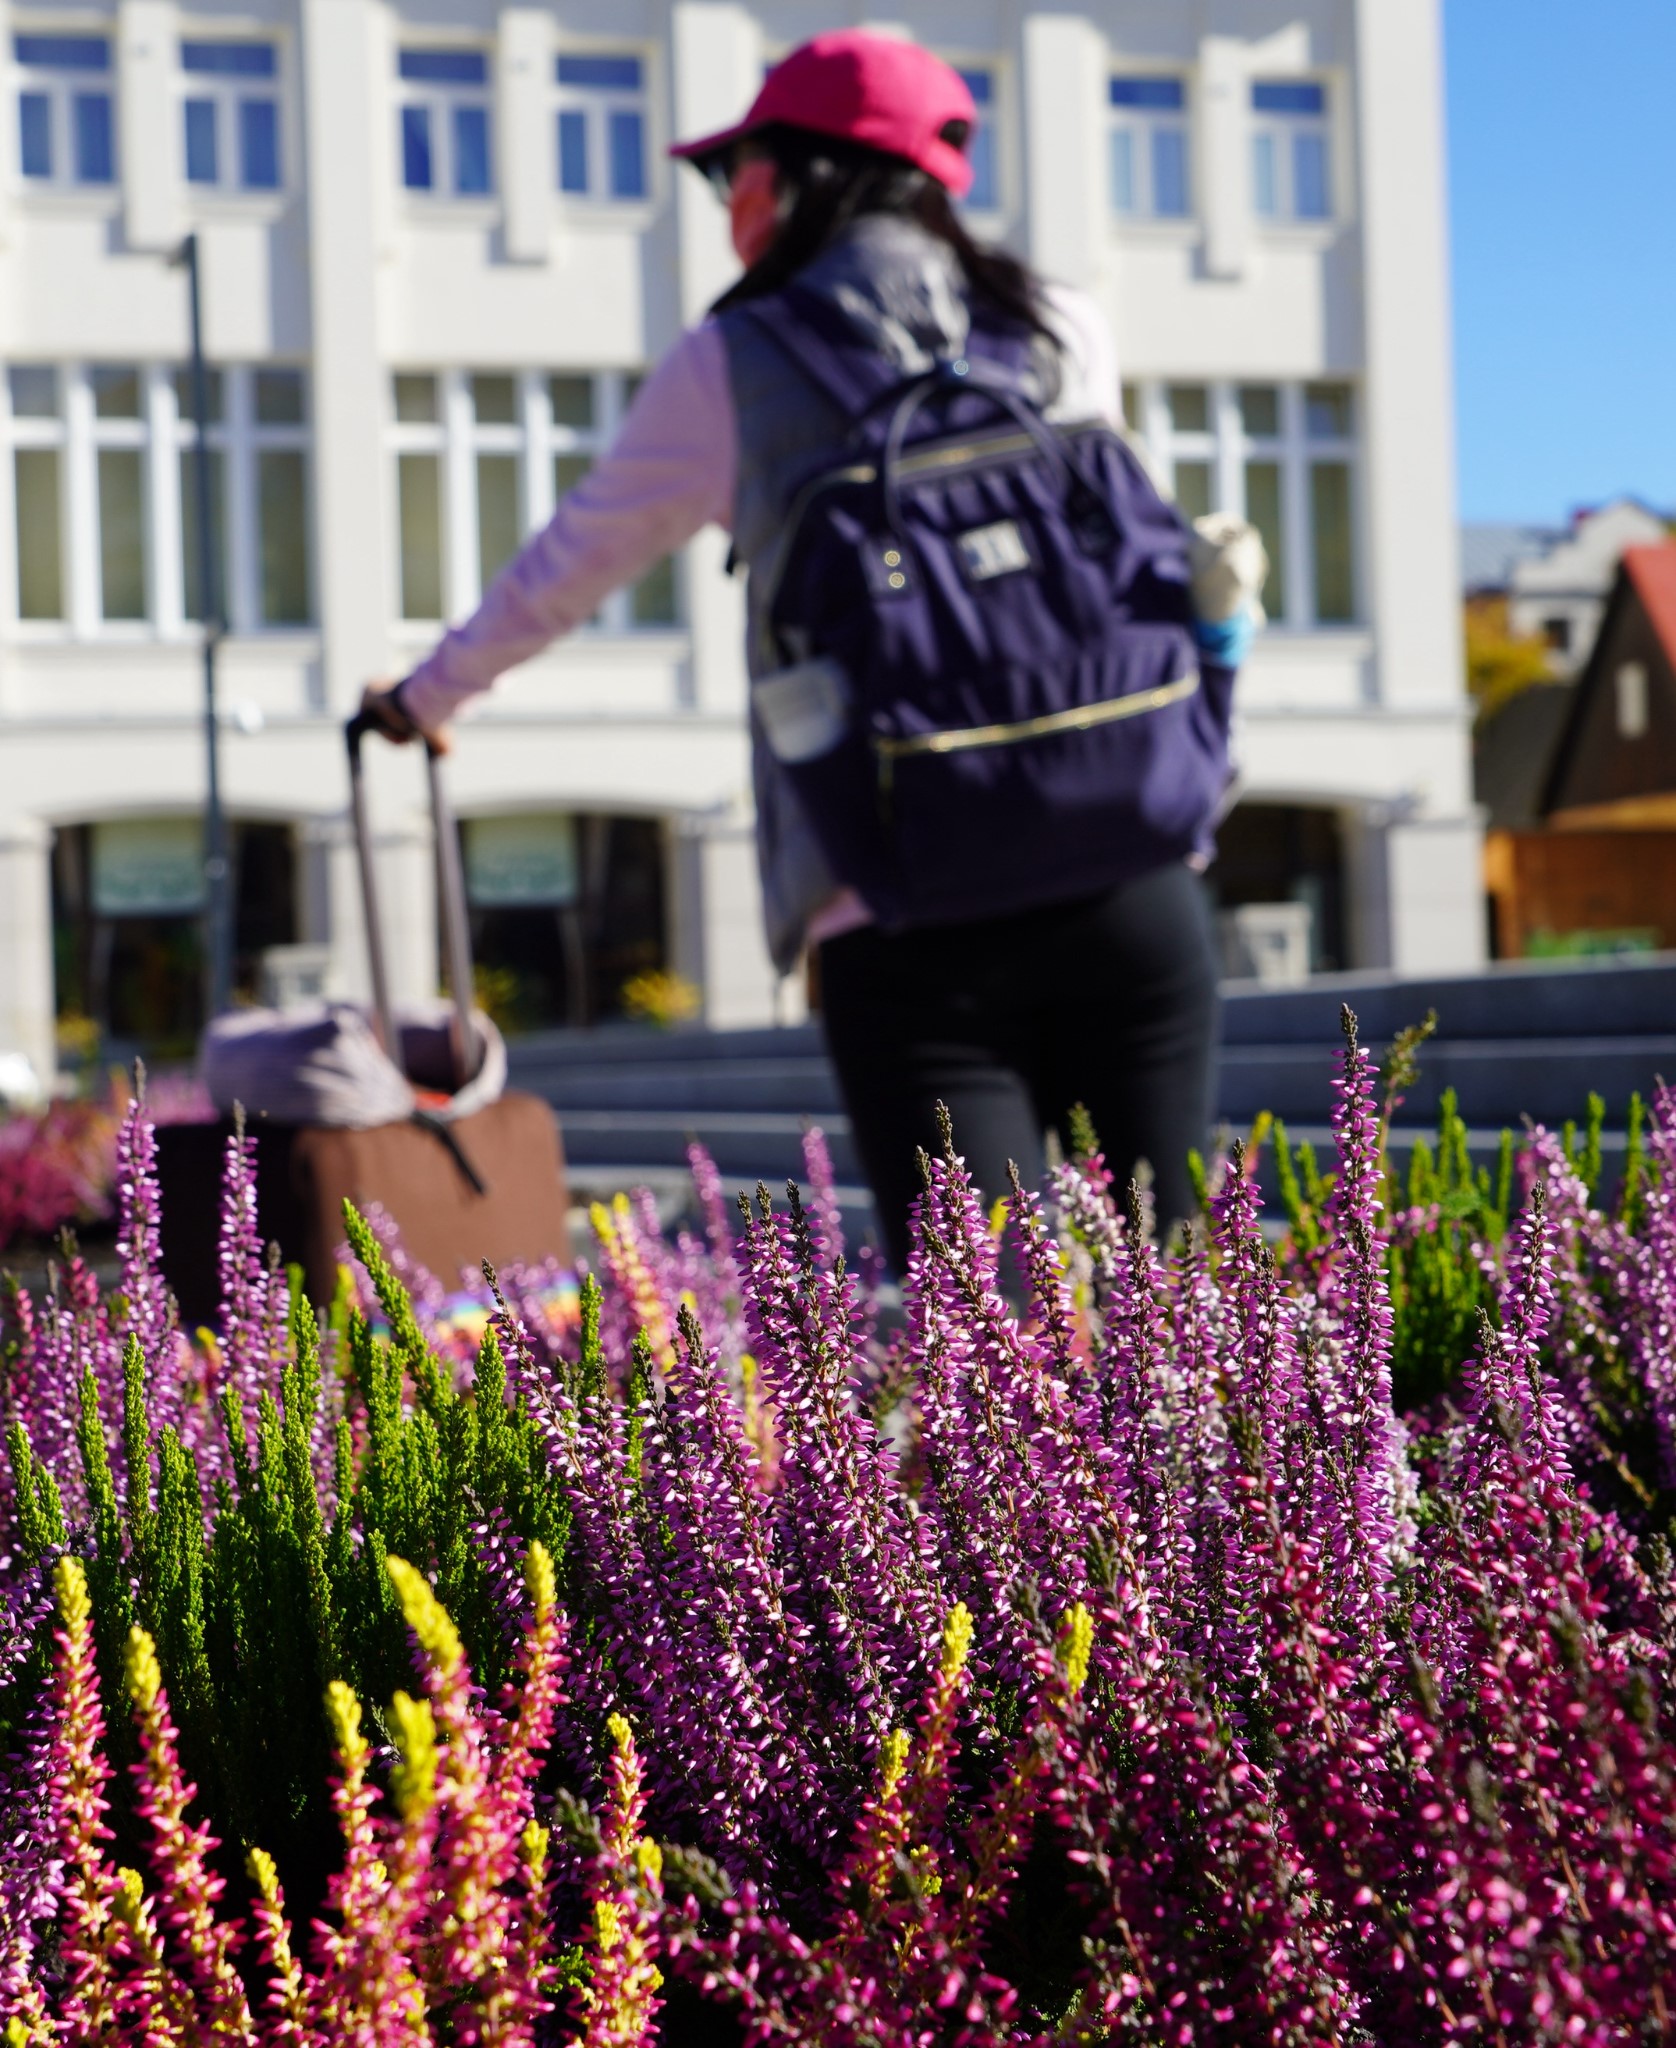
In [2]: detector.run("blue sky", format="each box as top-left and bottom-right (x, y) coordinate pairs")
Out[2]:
(1445, 0), (1676, 524)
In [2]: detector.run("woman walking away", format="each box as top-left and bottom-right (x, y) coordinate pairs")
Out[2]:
(362, 31), (1264, 1275)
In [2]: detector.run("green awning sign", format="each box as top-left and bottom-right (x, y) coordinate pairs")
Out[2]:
(91, 818), (206, 916)
(463, 814), (579, 907)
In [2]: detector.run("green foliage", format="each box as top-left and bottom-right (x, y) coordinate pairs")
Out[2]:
(1380, 1009), (1437, 1128)
(1272, 1031), (1647, 1414)
(1464, 595), (1555, 723)
(4, 1202), (571, 1913)
(1270, 1122), (1327, 1259)
(1385, 1090), (1511, 1410)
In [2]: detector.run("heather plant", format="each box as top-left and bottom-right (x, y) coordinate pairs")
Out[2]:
(0, 1098), (116, 1252)
(0, 1101), (571, 1911)
(1, 1013), (1675, 2042)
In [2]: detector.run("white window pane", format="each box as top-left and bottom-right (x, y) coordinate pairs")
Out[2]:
(398, 453), (443, 617)
(1252, 132), (1277, 217)
(471, 374), (516, 424)
(557, 108), (587, 192)
(73, 92), (114, 182)
(255, 369), (303, 425)
(1243, 461), (1285, 623)
(608, 108), (645, 199)
(393, 372), (437, 423)
(1173, 461), (1212, 523)
(92, 366), (141, 418)
(1110, 126), (1135, 213)
(1311, 461), (1354, 621)
(14, 451), (64, 618)
(1294, 132), (1330, 219)
(239, 96), (280, 188)
(20, 92), (52, 178)
(173, 365), (225, 421)
(9, 366), (59, 418)
(98, 449), (147, 619)
(549, 376), (593, 429)
(1151, 126), (1188, 217)
(476, 452), (520, 590)
(1239, 384), (1280, 438)
(1167, 384), (1208, 433)
(1305, 383), (1353, 439)
(401, 103), (433, 189)
(454, 103), (490, 194)
(964, 120), (997, 211)
(258, 449), (309, 623)
(185, 97), (217, 182)
(631, 557), (676, 626)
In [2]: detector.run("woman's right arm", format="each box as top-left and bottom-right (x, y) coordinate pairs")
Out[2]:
(368, 322), (737, 742)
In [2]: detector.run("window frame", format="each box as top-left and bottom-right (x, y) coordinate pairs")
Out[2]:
(945, 58), (1003, 217)
(395, 45), (495, 202)
(1126, 377), (1362, 630)
(387, 368), (683, 635)
(1250, 77), (1335, 227)
(552, 47), (653, 208)
(0, 361), (316, 641)
(11, 30), (117, 193)
(176, 34), (286, 198)
(1107, 70), (1193, 225)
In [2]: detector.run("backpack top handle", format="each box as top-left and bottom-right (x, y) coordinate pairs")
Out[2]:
(878, 358), (1112, 557)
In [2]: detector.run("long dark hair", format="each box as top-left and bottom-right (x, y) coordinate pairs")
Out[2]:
(708, 123), (1057, 345)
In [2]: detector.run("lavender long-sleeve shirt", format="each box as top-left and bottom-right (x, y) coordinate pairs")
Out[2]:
(398, 290), (1120, 736)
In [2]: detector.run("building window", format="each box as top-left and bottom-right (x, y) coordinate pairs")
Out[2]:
(1251, 80), (1331, 222)
(14, 33), (114, 186)
(1127, 379), (1359, 628)
(52, 817), (299, 1056)
(389, 369), (679, 630)
(180, 40), (282, 191)
(555, 53), (647, 201)
(397, 49), (492, 196)
(1616, 662), (1649, 740)
(91, 368), (148, 621)
(1109, 76), (1190, 220)
(7, 366), (66, 620)
(1, 362), (313, 635)
(463, 812), (668, 1031)
(955, 66), (998, 211)
(175, 366), (312, 627)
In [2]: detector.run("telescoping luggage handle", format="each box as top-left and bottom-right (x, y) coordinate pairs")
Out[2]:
(345, 711), (478, 1093)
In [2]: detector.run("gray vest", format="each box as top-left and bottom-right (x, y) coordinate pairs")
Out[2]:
(717, 217), (991, 973)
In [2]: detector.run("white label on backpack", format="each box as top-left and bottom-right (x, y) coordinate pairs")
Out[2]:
(752, 658), (851, 764)
(957, 519), (1032, 582)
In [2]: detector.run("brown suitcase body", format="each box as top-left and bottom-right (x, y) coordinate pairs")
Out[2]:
(290, 1092), (569, 1303)
(156, 1098), (570, 1322)
(159, 714), (572, 1320)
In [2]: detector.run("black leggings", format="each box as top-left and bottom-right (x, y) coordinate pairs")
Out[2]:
(819, 862), (1220, 1275)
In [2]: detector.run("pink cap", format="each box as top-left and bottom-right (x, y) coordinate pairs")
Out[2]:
(670, 30), (976, 199)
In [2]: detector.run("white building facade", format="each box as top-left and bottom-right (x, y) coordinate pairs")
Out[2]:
(0, 0), (1481, 1083)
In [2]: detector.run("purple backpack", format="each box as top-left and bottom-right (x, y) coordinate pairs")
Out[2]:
(746, 288), (1235, 931)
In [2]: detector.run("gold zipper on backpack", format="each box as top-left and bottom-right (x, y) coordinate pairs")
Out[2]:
(871, 669), (1201, 773)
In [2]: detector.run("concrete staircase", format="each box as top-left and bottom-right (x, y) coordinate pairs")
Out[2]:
(509, 953), (1676, 1228)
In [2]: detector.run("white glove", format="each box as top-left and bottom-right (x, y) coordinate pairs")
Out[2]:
(1189, 513), (1269, 627)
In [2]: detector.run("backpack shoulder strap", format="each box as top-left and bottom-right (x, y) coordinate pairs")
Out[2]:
(738, 282), (1050, 427)
(736, 288), (913, 420)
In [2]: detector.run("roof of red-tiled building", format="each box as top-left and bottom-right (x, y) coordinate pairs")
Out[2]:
(1624, 542), (1676, 667)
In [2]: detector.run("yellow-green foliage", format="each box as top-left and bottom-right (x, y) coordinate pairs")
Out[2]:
(2, 1205), (570, 1914)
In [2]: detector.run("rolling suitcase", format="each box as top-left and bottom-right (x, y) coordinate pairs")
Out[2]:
(157, 718), (571, 1322)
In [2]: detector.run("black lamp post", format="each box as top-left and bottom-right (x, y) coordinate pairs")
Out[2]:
(175, 230), (233, 1020)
